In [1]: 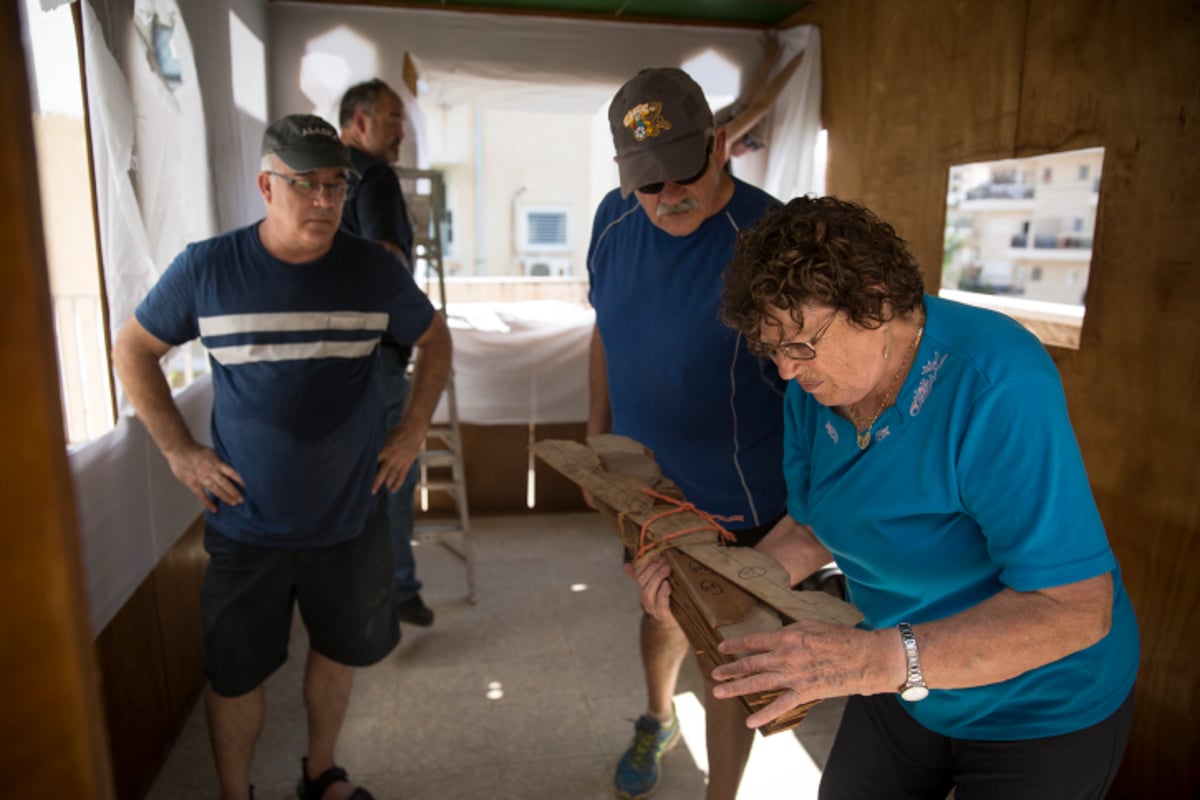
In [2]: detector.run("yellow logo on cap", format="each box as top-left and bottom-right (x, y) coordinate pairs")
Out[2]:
(624, 102), (671, 142)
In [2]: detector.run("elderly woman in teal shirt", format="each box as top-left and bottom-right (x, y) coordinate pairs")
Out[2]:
(632, 196), (1138, 799)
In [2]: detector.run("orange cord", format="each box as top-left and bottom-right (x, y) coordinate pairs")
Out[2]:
(633, 487), (741, 561)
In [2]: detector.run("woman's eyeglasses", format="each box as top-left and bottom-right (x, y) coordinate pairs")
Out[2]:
(637, 137), (714, 195)
(750, 309), (839, 362)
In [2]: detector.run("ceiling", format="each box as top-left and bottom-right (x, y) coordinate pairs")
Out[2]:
(274, 0), (815, 28)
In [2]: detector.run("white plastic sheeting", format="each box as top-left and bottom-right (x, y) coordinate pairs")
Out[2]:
(269, 4), (822, 199)
(73, 0), (218, 635)
(80, 0), (159, 379)
(71, 376), (213, 635)
(128, 0), (217, 281)
(433, 302), (594, 426)
(760, 25), (822, 202)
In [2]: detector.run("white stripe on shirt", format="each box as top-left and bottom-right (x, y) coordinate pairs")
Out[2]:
(207, 338), (380, 365)
(199, 311), (389, 337)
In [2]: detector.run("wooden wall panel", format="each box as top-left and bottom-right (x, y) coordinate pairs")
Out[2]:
(418, 423), (589, 516)
(808, 0), (872, 200)
(857, 1), (1026, 276)
(96, 579), (173, 800)
(786, 0), (1200, 795)
(0, 3), (115, 797)
(1016, 3), (1200, 796)
(151, 520), (208, 735)
(96, 519), (207, 800)
(531, 422), (591, 512)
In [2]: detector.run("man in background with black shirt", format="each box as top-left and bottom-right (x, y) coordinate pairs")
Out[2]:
(339, 78), (434, 628)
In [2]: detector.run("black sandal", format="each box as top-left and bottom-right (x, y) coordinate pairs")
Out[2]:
(296, 757), (376, 800)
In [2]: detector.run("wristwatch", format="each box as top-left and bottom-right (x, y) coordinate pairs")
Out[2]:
(897, 622), (929, 702)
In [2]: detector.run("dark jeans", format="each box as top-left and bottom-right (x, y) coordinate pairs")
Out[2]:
(379, 343), (422, 600)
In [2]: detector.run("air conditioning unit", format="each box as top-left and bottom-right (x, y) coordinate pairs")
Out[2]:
(521, 257), (572, 277)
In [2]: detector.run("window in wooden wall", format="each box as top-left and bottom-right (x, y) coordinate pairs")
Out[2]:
(941, 147), (1104, 350)
(20, 0), (112, 444)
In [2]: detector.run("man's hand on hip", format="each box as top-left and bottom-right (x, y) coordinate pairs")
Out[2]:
(166, 443), (245, 513)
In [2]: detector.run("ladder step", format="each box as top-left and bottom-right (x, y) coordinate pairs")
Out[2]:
(421, 480), (461, 494)
(414, 521), (464, 536)
(419, 450), (459, 467)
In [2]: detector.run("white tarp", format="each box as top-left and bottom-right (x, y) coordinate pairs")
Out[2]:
(270, 4), (822, 200)
(74, 0), (217, 635)
(71, 376), (212, 635)
(434, 301), (593, 426)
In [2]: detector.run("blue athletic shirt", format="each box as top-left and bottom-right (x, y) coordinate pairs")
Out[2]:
(135, 223), (436, 548)
(784, 294), (1139, 739)
(587, 180), (787, 528)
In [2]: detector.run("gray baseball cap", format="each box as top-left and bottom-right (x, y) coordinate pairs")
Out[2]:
(261, 114), (357, 175)
(608, 68), (713, 198)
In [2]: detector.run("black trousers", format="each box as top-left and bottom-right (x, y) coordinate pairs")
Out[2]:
(819, 690), (1134, 800)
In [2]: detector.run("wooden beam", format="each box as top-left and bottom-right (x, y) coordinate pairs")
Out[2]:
(0, 2), (116, 797)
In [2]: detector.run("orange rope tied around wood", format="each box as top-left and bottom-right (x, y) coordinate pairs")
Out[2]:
(632, 487), (740, 561)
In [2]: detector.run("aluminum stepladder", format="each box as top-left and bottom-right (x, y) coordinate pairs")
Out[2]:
(395, 167), (477, 604)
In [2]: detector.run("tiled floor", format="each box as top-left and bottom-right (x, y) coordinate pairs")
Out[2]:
(148, 513), (844, 800)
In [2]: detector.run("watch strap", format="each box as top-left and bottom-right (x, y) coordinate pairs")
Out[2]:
(898, 622), (929, 701)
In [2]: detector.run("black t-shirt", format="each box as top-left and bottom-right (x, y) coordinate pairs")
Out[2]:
(341, 146), (416, 358)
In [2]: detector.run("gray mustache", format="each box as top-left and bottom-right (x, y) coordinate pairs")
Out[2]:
(655, 197), (701, 217)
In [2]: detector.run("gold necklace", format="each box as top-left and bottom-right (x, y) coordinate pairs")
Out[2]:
(850, 311), (925, 450)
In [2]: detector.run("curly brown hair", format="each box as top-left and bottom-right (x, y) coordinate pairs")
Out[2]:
(722, 196), (925, 343)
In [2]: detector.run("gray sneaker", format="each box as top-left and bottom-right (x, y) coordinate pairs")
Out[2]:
(614, 709), (681, 799)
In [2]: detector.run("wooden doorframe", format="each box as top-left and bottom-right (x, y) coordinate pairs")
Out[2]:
(0, 2), (116, 796)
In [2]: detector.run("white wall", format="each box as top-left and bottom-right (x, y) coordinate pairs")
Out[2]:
(266, 4), (764, 122)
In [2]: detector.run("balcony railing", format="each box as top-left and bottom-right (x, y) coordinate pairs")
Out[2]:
(1010, 234), (1093, 249)
(965, 183), (1035, 200)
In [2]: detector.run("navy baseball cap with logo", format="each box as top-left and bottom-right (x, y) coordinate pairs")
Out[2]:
(262, 114), (357, 175)
(608, 67), (714, 198)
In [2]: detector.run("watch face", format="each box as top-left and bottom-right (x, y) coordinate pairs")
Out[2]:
(901, 685), (929, 702)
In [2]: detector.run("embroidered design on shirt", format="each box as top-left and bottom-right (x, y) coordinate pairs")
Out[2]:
(875, 426), (891, 443)
(911, 352), (948, 417)
(825, 420), (839, 444)
(624, 101), (671, 141)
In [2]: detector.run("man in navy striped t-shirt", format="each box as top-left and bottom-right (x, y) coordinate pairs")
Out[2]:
(113, 114), (450, 800)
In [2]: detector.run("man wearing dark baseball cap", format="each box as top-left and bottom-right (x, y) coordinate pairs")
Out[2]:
(587, 68), (788, 800)
(112, 111), (451, 800)
(262, 113), (358, 175)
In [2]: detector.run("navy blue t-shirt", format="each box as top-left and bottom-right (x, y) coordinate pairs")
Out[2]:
(587, 180), (787, 528)
(135, 223), (435, 547)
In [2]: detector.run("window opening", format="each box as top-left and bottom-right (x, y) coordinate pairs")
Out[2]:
(941, 147), (1104, 350)
(20, 0), (113, 445)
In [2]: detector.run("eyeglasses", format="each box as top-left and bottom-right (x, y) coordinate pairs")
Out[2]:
(751, 309), (839, 362)
(637, 137), (714, 195)
(264, 171), (352, 200)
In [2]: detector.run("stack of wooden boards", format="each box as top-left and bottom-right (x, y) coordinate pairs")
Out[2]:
(532, 434), (862, 735)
